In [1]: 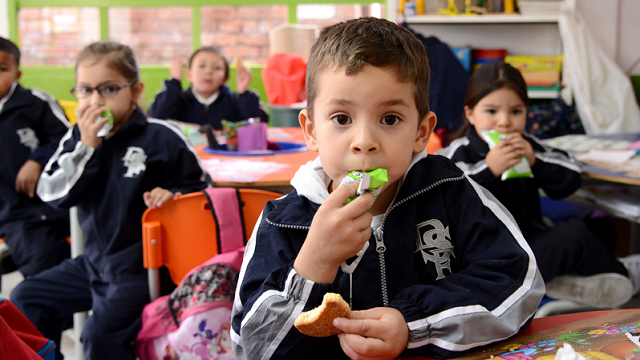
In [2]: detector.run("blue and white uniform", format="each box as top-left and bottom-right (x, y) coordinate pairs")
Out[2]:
(11, 108), (209, 360)
(231, 151), (545, 359)
(0, 82), (71, 276)
(438, 126), (628, 282)
(148, 78), (269, 130)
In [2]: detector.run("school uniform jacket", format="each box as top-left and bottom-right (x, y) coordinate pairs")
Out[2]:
(231, 151), (545, 359)
(0, 83), (70, 226)
(147, 78), (269, 130)
(438, 126), (581, 238)
(36, 109), (208, 282)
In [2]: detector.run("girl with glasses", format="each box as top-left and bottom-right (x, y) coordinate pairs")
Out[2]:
(11, 41), (209, 360)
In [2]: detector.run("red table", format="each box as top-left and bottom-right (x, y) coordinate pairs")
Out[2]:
(195, 127), (316, 192)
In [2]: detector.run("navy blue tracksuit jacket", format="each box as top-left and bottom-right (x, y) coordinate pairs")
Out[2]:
(148, 78), (269, 130)
(0, 82), (71, 276)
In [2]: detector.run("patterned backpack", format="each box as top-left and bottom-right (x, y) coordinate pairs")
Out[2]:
(135, 188), (247, 360)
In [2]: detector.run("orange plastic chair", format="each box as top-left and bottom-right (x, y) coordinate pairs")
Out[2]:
(142, 188), (282, 300)
(426, 131), (443, 154)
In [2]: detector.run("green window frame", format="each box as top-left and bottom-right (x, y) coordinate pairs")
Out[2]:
(9, 0), (386, 49)
(8, 0), (386, 105)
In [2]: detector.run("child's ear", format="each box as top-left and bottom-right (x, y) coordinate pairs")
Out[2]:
(16, 70), (21, 81)
(414, 111), (437, 154)
(132, 81), (144, 102)
(464, 105), (475, 125)
(299, 109), (318, 152)
(186, 68), (193, 84)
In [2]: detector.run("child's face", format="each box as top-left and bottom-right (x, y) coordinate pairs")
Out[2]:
(187, 51), (227, 98)
(0, 51), (21, 99)
(465, 87), (527, 136)
(76, 59), (143, 132)
(300, 64), (435, 195)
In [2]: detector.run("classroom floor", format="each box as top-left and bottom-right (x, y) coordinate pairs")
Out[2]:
(2, 269), (640, 359)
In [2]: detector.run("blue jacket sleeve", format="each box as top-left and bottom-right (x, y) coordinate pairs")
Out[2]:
(148, 78), (187, 121)
(160, 126), (210, 194)
(526, 134), (582, 199)
(238, 90), (269, 124)
(231, 203), (343, 360)
(28, 90), (71, 167)
(36, 127), (101, 209)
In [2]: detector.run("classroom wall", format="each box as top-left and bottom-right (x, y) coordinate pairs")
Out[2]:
(0, 1), (639, 102)
(0, 0), (8, 38)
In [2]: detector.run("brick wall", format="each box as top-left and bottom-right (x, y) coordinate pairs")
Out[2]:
(201, 5), (288, 64)
(110, 7), (194, 65)
(17, 4), (384, 66)
(18, 7), (99, 66)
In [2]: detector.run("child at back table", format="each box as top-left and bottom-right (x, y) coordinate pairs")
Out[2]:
(148, 46), (268, 130)
(231, 17), (544, 359)
(439, 61), (635, 309)
(11, 41), (208, 360)
(0, 37), (71, 278)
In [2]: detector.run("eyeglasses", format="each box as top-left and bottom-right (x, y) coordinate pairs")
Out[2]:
(70, 80), (137, 99)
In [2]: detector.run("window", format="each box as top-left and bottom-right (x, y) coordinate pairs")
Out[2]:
(15, 2), (386, 66)
(109, 7), (192, 65)
(200, 5), (288, 65)
(18, 7), (100, 66)
(297, 4), (385, 29)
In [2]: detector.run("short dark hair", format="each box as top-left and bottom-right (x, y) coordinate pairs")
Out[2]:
(465, 62), (529, 110)
(188, 46), (229, 82)
(0, 37), (20, 67)
(306, 17), (430, 121)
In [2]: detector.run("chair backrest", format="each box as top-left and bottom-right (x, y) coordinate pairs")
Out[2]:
(142, 188), (281, 286)
(268, 23), (317, 62)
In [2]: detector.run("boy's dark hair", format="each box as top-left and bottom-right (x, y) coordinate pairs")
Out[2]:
(306, 17), (430, 121)
(0, 37), (20, 66)
(188, 46), (229, 82)
(465, 62), (529, 110)
(76, 41), (139, 83)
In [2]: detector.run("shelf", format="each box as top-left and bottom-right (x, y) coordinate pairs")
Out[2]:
(529, 90), (561, 99)
(403, 13), (560, 24)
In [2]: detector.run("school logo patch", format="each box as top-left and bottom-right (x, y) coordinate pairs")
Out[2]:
(122, 146), (147, 178)
(415, 219), (455, 280)
(16, 128), (39, 152)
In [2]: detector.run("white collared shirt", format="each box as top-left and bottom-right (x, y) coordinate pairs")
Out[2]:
(192, 88), (220, 107)
(0, 82), (18, 114)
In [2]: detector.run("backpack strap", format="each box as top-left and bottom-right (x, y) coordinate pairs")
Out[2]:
(203, 188), (245, 254)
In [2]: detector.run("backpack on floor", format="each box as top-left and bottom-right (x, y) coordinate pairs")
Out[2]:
(135, 188), (246, 360)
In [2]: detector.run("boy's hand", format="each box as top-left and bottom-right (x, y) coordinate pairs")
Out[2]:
(170, 59), (186, 81)
(143, 187), (180, 209)
(507, 133), (536, 166)
(334, 307), (409, 360)
(294, 182), (375, 284)
(485, 138), (521, 177)
(15, 160), (43, 198)
(76, 104), (109, 149)
(235, 57), (251, 94)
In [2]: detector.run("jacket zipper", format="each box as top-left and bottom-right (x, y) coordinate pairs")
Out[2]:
(265, 174), (466, 306)
(264, 219), (309, 231)
(375, 175), (466, 306)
